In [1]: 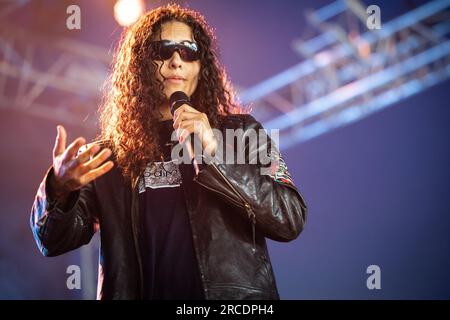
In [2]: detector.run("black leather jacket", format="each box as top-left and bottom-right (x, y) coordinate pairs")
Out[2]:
(30, 114), (308, 300)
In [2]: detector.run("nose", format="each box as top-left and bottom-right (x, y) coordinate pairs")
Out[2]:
(169, 50), (183, 69)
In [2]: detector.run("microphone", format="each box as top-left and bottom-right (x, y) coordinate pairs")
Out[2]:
(169, 91), (200, 175)
(170, 91), (192, 114)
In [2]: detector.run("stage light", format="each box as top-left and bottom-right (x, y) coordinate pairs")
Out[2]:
(113, 0), (145, 27)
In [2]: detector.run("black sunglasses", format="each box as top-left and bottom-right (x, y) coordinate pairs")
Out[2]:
(150, 40), (200, 62)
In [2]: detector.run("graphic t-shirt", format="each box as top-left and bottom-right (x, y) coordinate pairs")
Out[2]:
(138, 119), (204, 299)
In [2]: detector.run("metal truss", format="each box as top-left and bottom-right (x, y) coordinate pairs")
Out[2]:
(1, 1), (449, 146)
(0, 10), (110, 129)
(239, 0), (450, 149)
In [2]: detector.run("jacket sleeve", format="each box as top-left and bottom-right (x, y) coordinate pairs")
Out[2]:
(30, 165), (99, 257)
(193, 114), (308, 242)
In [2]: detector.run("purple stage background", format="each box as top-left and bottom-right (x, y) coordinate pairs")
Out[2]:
(0, 0), (448, 299)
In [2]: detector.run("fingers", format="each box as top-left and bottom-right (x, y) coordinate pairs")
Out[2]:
(79, 160), (114, 186)
(173, 103), (197, 117)
(173, 111), (199, 126)
(52, 125), (86, 165)
(53, 125), (67, 158)
(63, 137), (86, 162)
(80, 148), (112, 174)
(173, 104), (200, 123)
(173, 112), (205, 130)
(176, 128), (190, 143)
(51, 126), (115, 190)
(76, 143), (101, 164)
(177, 119), (204, 133)
(176, 121), (203, 144)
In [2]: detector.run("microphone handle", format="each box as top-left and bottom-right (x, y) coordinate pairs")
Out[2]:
(170, 95), (199, 175)
(186, 134), (200, 176)
(175, 129), (199, 176)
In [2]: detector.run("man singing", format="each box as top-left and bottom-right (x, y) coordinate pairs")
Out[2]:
(30, 4), (308, 300)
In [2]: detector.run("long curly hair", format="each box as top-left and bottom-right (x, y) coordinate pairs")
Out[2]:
(98, 4), (244, 181)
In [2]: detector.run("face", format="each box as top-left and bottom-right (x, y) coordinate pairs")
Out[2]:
(154, 21), (201, 101)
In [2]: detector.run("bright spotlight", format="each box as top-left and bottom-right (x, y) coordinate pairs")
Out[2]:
(114, 0), (145, 27)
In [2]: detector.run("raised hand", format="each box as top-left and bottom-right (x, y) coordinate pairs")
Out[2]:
(50, 125), (114, 200)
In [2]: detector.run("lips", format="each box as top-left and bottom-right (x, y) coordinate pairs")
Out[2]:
(165, 76), (185, 85)
(165, 76), (186, 80)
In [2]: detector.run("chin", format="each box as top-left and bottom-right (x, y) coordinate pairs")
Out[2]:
(165, 88), (189, 98)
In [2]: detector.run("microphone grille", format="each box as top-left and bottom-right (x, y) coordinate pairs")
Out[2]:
(169, 91), (190, 115)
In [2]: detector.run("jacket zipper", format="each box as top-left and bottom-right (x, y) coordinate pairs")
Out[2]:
(194, 162), (257, 253)
(131, 174), (144, 299)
